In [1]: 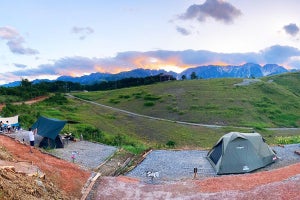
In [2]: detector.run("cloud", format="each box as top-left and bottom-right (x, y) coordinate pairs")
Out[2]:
(14, 63), (27, 69)
(0, 26), (39, 55)
(283, 23), (299, 36)
(179, 0), (242, 24)
(2, 45), (300, 84)
(0, 26), (19, 39)
(12, 57), (96, 77)
(176, 26), (191, 36)
(260, 45), (300, 63)
(71, 26), (94, 40)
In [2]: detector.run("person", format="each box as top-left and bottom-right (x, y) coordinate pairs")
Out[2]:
(28, 128), (37, 153)
(6, 121), (11, 133)
(0, 121), (3, 132)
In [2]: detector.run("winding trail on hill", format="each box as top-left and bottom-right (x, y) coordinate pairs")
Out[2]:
(67, 93), (299, 131)
(0, 96), (49, 111)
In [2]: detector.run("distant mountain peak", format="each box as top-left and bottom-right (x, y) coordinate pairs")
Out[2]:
(1, 63), (292, 87)
(180, 63), (288, 79)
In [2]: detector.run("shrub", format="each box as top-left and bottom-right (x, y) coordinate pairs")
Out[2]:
(144, 94), (161, 101)
(118, 94), (130, 99)
(144, 101), (155, 106)
(122, 144), (147, 154)
(112, 134), (126, 146)
(75, 125), (103, 141)
(109, 99), (120, 104)
(275, 136), (300, 144)
(166, 140), (176, 148)
(44, 93), (68, 105)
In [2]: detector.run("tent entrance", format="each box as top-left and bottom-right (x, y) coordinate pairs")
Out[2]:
(208, 140), (223, 165)
(39, 135), (64, 149)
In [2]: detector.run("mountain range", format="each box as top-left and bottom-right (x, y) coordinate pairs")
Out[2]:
(2, 63), (295, 87)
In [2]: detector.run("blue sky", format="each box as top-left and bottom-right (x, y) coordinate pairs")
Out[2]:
(0, 0), (300, 84)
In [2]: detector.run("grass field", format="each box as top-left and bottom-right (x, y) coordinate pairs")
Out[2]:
(3, 72), (299, 153)
(55, 72), (298, 152)
(73, 72), (300, 129)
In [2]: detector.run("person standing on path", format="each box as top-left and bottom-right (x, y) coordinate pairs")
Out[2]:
(28, 128), (37, 153)
(6, 121), (11, 133)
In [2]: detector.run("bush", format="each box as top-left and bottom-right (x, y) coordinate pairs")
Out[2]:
(144, 94), (161, 101)
(44, 93), (68, 105)
(118, 94), (131, 99)
(112, 134), (126, 146)
(275, 136), (300, 144)
(75, 125), (103, 141)
(144, 101), (155, 106)
(166, 140), (176, 148)
(122, 144), (148, 154)
(109, 99), (120, 104)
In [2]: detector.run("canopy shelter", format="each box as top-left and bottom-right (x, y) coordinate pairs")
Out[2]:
(31, 116), (67, 149)
(207, 132), (277, 175)
(0, 115), (19, 128)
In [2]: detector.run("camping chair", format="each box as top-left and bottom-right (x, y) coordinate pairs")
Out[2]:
(63, 132), (73, 144)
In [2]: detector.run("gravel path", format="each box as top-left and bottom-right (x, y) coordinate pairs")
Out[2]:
(50, 141), (117, 170)
(127, 144), (300, 183)
(7, 130), (117, 170)
(127, 150), (215, 183)
(234, 78), (261, 86)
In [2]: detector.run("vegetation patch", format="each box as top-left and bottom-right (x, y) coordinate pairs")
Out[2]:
(275, 135), (300, 144)
(109, 99), (121, 104)
(143, 94), (161, 101)
(144, 101), (155, 106)
(118, 94), (131, 99)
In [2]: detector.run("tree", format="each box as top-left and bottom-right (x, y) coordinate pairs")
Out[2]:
(20, 79), (32, 88)
(181, 75), (187, 80)
(190, 72), (198, 80)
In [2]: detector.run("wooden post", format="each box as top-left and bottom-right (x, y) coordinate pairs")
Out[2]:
(193, 167), (198, 179)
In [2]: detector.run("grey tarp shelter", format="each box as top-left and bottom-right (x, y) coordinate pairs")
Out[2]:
(207, 132), (277, 175)
(31, 116), (67, 149)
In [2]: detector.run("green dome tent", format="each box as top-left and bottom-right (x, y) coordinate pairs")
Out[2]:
(207, 132), (277, 175)
(31, 116), (67, 149)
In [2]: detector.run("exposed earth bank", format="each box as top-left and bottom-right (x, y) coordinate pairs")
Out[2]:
(90, 163), (300, 200)
(0, 135), (91, 200)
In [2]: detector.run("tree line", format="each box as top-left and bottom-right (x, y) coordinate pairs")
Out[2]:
(0, 74), (176, 103)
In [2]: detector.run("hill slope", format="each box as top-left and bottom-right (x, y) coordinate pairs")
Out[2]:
(16, 72), (297, 150)
(74, 72), (300, 129)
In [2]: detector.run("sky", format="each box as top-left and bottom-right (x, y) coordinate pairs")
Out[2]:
(0, 0), (300, 84)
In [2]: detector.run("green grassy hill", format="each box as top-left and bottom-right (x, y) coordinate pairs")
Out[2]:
(74, 72), (300, 129)
(5, 72), (299, 152)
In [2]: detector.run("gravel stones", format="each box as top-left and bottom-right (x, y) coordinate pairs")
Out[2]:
(127, 144), (300, 182)
(7, 130), (117, 170)
(51, 141), (117, 170)
(127, 150), (216, 183)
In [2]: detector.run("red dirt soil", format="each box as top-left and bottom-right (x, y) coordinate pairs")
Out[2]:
(91, 163), (300, 199)
(0, 135), (91, 199)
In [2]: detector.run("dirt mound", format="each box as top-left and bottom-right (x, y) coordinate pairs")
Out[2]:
(0, 167), (66, 200)
(0, 135), (91, 199)
(0, 145), (67, 199)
